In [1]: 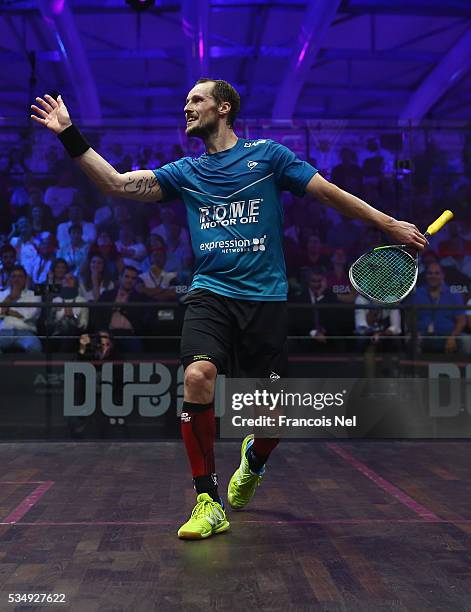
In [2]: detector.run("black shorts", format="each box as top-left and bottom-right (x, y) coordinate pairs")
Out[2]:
(180, 289), (288, 377)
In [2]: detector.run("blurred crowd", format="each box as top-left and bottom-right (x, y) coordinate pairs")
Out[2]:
(0, 131), (470, 355)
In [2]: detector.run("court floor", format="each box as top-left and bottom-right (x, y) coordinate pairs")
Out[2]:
(1, 440), (471, 611)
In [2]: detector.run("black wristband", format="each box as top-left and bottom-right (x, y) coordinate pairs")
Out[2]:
(57, 124), (90, 158)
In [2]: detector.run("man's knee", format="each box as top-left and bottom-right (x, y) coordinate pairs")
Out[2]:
(184, 361), (217, 394)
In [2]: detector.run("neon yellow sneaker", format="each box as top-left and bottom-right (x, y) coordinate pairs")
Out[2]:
(177, 493), (230, 540)
(227, 434), (264, 510)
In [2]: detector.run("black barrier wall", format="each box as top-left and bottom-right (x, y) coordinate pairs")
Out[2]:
(1, 335), (470, 439)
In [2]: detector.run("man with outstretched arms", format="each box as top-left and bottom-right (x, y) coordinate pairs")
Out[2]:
(31, 80), (426, 540)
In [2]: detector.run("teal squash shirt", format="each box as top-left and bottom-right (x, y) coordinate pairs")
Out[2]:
(153, 138), (317, 300)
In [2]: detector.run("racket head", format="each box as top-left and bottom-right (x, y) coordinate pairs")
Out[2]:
(349, 246), (418, 304)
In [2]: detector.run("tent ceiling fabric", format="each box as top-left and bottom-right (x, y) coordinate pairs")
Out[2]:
(0, 0), (470, 123)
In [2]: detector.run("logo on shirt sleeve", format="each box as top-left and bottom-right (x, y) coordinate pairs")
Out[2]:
(247, 161), (259, 170)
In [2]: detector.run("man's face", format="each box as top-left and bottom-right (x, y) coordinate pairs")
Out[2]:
(90, 256), (104, 274)
(426, 264), (443, 289)
(39, 237), (55, 257)
(184, 82), (221, 138)
(120, 269), (138, 291)
(1, 251), (16, 269)
(99, 333), (112, 354)
(70, 228), (82, 245)
(309, 273), (324, 292)
(151, 247), (166, 269)
(31, 206), (42, 222)
(54, 261), (68, 279)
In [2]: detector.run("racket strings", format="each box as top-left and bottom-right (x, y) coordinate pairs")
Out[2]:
(350, 248), (416, 302)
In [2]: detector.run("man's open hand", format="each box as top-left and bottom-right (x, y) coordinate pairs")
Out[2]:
(30, 94), (72, 134)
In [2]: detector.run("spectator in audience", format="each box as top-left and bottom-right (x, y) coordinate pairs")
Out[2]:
(291, 267), (349, 346)
(56, 203), (97, 246)
(107, 143), (125, 168)
(151, 207), (190, 247)
(93, 229), (119, 261)
(326, 248), (355, 303)
(299, 234), (330, 271)
(9, 216), (38, 278)
(44, 169), (78, 218)
(30, 232), (57, 285)
(104, 202), (142, 239)
(358, 226), (383, 254)
(359, 137), (394, 179)
(6, 148), (30, 181)
(355, 295), (401, 341)
(311, 138), (338, 179)
(78, 329), (115, 360)
(9, 173), (35, 215)
(91, 265), (148, 353)
(93, 194), (114, 227)
(48, 272), (88, 351)
(42, 145), (64, 175)
(30, 203), (54, 239)
(0, 265), (41, 353)
(354, 294), (402, 376)
(418, 250), (470, 294)
(57, 224), (89, 275)
(115, 224), (147, 271)
(409, 262), (466, 353)
(0, 245), (17, 291)
(162, 221), (193, 282)
(438, 221), (471, 277)
(139, 237), (178, 301)
(331, 147), (363, 196)
(284, 203), (311, 244)
(79, 253), (115, 301)
(27, 185), (45, 209)
(326, 216), (360, 258)
(48, 258), (69, 287)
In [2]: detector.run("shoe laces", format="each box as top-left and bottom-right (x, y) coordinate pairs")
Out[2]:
(191, 498), (219, 520)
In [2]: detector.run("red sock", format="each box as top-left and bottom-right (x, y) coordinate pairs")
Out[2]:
(180, 401), (216, 477)
(253, 437), (279, 462)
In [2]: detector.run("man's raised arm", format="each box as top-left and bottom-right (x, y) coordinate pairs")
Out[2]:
(31, 94), (163, 203)
(306, 172), (426, 250)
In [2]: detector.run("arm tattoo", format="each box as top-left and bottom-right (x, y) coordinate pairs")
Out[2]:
(124, 175), (160, 196)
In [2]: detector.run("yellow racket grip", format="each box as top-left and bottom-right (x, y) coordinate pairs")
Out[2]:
(425, 210), (454, 236)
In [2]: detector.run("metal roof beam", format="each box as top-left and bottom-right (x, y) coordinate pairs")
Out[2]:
(181, 0), (210, 88)
(37, 0), (101, 125)
(340, 0), (471, 17)
(0, 46), (443, 63)
(399, 25), (471, 124)
(272, 0), (342, 119)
